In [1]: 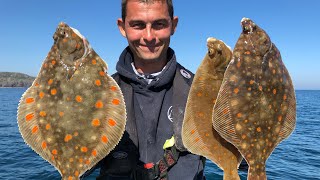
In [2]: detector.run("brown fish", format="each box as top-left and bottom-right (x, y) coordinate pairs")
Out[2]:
(182, 38), (243, 180)
(17, 22), (126, 180)
(212, 18), (296, 180)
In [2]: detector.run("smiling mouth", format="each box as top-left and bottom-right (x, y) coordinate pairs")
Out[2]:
(139, 45), (160, 52)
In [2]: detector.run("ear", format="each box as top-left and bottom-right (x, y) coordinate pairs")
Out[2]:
(117, 18), (127, 37)
(171, 16), (179, 35)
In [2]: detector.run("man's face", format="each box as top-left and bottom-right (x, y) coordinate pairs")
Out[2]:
(117, 1), (178, 64)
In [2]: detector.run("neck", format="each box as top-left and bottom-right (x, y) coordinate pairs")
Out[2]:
(134, 60), (167, 74)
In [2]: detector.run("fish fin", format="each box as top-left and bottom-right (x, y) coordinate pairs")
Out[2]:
(212, 82), (241, 147)
(279, 88), (296, 140)
(17, 85), (54, 167)
(87, 74), (126, 168)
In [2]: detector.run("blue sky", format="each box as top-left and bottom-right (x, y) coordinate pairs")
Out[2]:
(0, 0), (319, 90)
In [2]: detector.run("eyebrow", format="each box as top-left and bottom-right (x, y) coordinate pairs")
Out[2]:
(128, 18), (170, 24)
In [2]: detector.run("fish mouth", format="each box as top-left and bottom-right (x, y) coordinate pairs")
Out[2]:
(241, 17), (256, 34)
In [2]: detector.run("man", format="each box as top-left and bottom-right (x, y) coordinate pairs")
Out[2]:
(95, 0), (206, 179)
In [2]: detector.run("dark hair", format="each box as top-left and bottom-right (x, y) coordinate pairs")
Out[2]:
(121, 0), (174, 21)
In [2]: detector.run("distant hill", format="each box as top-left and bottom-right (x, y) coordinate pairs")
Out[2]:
(0, 72), (35, 87)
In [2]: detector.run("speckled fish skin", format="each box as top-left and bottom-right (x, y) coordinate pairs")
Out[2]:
(182, 38), (243, 180)
(17, 22), (126, 180)
(212, 18), (296, 180)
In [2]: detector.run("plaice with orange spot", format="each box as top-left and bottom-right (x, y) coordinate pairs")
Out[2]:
(212, 18), (296, 180)
(182, 37), (242, 180)
(17, 22), (126, 180)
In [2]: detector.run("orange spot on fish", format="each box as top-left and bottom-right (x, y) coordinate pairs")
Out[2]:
(26, 98), (35, 104)
(92, 119), (101, 127)
(278, 115), (283, 122)
(234, 88), (239, 94)
(195, 138), (200, 142)
(257, 127), (262, 132)
(71, 32), (77, 38)
(228, 129), (235, 133)
(39, 111), (47, 117)
(237, 113), (242, 118)
(223, 108), (228, 115)
(92, 150), (97, 156)
(74, 171), (79, 176)
(110, 86), (117, 91)
(99, 71), (105, 76)
(249, 80), (254, 85)
(41, 141), (47, 149)
(205, 133), (210, 137)
(81, 147), (88, 153)
(35, 82), (39, 87)
(85, 159), (90, 165)
(44, 63), (48, 68)
(95, 101), (103, 108)
(51, 60), (56, 66)
(197, 112), (204, 117)
(74, 132), (79, 136)
(101, 135), (108, 143)
(105, 119), (115, 127)
(48, 79), (53, 85)
(191, 130), (195, 135)
(26, 113), (34, 121)
(197, 92), (202, 97)
(112, 99), (120, 105)
(75, 95), (83, 102)
(242, 135), (246, 139)
(59, 112), (64, 117)
(64, 134), (73, 142)
(244, 51), (251, 55)
(69, 158), (74, 162)
(244, 119), (248, 123)
(95, 79), (101, 86)
(92, 59), (97, 65)
(237, 61), (241, 68)
(273, 89), (277, 94)
(52, 149), (58, 155)
(283, 94), (287, 100)
(39, 92), (45, 98)
(63, 38), (68, 43)
(51, 155), (55, 161)
(51, 89), (57, 95)
(259, 86), (263, 91)
(45, 124), (51, 130)
(79, 158), (83, 163)
(75, 43), (81, 49)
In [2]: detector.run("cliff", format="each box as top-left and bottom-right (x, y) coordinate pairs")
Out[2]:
(0, 72), (35, 87)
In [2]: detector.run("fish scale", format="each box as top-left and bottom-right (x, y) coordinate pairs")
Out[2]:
(182, 38), (243, 180)
(212, 18), (296, 180)
(17, 22), (126, 180)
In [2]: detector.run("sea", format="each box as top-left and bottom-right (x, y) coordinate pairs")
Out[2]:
(0, 88), (319, 180)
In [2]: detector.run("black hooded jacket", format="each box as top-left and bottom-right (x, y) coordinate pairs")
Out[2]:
(97, 47), (205, 180)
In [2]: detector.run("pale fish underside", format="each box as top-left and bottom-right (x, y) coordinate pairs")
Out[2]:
(17, 22), (126, 180)
(212, 18), (296, 180)
(182, 38), (243, 180)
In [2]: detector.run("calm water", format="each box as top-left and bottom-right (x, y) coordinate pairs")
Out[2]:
(0, 88), (319, 180)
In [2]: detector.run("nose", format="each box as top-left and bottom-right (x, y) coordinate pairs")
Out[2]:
(142, 24), (155, 42)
